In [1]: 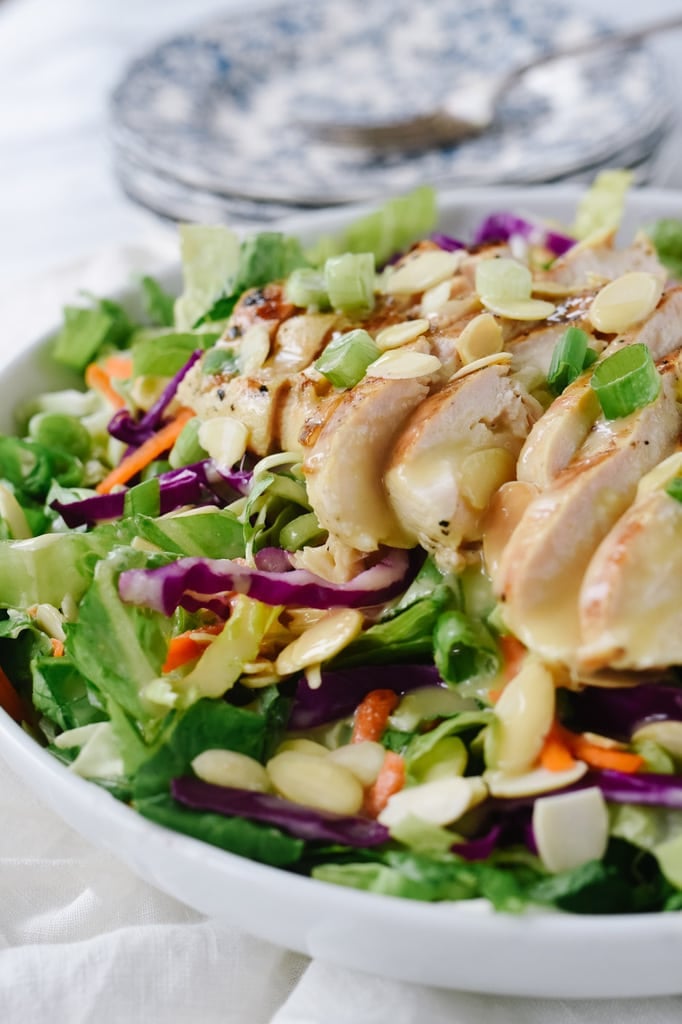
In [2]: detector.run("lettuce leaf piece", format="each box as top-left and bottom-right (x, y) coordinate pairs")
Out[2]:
(32, 655), (107, 731)
(572, 169), (632, 241)
(528, 837), (670, 913)
(131, 331), (218, 377)
(433, 610), (500, 686)
(313, 849), (530, 910)
(67, 549), (174, 723)
(0, 436), (83, 499)
(174, 224), (241, 331)
(306, 186), (437, 267)
(175, 226), (307, 330)
(136, 792), (303, 866)
(646, 219), (682, 278)
(140, 276), (175, 327)
(333, 590), (452, 668)
(0, 533), (107, 609)
(53, 296), (134, 371)
(132, 697), (266, 800)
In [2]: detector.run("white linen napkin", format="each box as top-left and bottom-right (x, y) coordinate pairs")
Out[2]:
(2, 246), (682, 1024)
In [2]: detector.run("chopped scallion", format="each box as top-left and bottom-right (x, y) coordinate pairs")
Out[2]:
(314, 329), (380, 389)
(666, 477), (682, 504)
(590, 343), (661, 419)
(547, 327), (598, 395)
(285, 268), (329, 309)
(324, 253), (375, 314)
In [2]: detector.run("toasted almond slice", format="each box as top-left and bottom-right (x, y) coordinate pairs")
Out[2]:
(588, 272), (663, 334)
(366, 349), (442, 380)
(275, 608), (363, 676)
(383, 250), (464, 295)
(455, 313), (503, 365)
(482, 298), (556, 321)
(375, 318), (430, 351)
(485, 762), (587, 797)
(449, 352), (512, 381)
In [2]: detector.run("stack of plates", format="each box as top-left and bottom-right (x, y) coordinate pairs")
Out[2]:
(110, 0), (671, 224)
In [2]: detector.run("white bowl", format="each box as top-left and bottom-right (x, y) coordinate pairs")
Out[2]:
(3, 186), (682, 998)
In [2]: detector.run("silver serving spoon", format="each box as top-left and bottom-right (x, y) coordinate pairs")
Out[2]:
(300, 14), (682, 151)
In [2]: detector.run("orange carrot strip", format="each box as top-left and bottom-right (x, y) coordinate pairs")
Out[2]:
(85, 363), (126, 409)
(0, 665), (28, 724)
(96, 408), (195, 494)
(50, 638), (65, 658)
(351, 689), (400, 744)
(363, 751), (405, 817)
(568, 734), (645, 774)
(540, 721), (577, 773)
(162, 624), (223, 673)
(499, 634), (527, 682)
(103, 353), (133, 379)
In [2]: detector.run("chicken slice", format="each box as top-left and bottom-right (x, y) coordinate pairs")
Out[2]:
(518, 287), (682, 489)
(497, 349), (682, 666)
(384, 363), (542, 569)
(538, 231), (667, 288)
(270, 313), (338, 373)
(302, 377), (429, 551)
(578, 453), (682, 672)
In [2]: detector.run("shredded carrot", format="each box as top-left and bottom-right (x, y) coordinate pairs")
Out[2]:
(568, 734), (645, 774)
(499, 634), (527, 682)
(85, 362), (127, 409)
(96, 408), (195, 494)
(540, 721), (577, 773)
(103, 353), (133, 379)
(50, 638), (65, 658)
(0, 665), (28, 724)
(351, 689), (400, 744)
(162, 624), (224, 673)
(363, 751), (405, 817)
(487, 687), (503, 705)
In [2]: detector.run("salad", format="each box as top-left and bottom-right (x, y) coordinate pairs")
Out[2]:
(3, 174), (682, 916)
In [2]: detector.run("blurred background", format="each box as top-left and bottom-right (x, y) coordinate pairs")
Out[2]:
(1, 0), (682, 306)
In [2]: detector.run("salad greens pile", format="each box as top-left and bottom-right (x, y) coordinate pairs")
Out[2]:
(3, 177), (682, 916)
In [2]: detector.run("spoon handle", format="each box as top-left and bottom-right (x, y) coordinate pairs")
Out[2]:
(509, 13), (682, 84)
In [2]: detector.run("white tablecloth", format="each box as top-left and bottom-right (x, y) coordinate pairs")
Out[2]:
(3, 0), (682, 1020)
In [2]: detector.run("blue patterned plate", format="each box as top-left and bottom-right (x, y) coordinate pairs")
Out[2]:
(110, 0), (671, 205)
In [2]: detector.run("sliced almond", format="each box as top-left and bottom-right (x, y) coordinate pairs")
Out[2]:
(191, 749), (270, 792)
(533, 786), (609, 873)
(485, 762), (587, 797)
(382, 250), (464, 295)
(378, 776), (487, 829)
(375, 318), (430, 351)
(588, 272), (663, 334)
(455, 313), (503, 365)
(366, 349), (441, 380)
(275, 608), (363, 676)
(481, 298), (556, 321)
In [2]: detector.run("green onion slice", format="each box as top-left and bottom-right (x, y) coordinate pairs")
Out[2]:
(666, 477), (682, 504)
(314, 329), (380, 389)
(590, 343), (661, 419)
(547, 327), (598, 395)
(285, 268), (330, 309)
(324, 253), (375, 314)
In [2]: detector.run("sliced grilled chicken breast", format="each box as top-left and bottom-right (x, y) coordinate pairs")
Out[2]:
(385, 363), (542, 569)
(497, 349), (682, 666)
(518, 287), (682, 489)
(539, 232), (667, 288)
(302, 376), (429, 551)
(579, 454), (682, 671)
